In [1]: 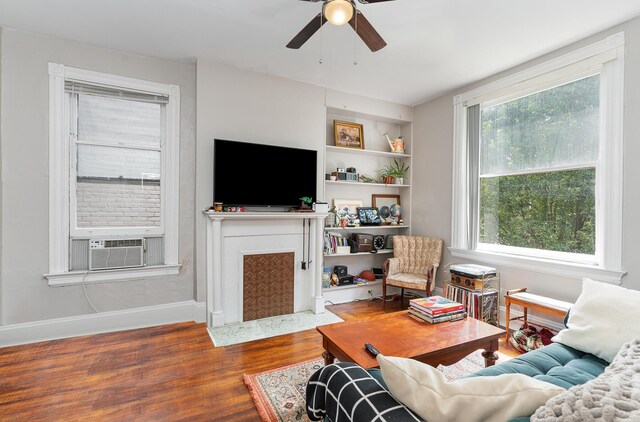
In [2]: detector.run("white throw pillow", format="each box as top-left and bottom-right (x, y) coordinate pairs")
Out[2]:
(553, 278), (640, 363)
(378, 354), (564, 422)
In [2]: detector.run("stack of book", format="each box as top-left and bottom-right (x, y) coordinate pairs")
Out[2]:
(408, 296), (467, 324)
(324, 232), (347, 255)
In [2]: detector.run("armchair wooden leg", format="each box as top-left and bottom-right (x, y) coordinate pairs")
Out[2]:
(382, 279), (387, 309)
(401, 288), (405, 309)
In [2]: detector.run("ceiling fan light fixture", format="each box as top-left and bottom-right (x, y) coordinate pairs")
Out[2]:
(323, 0), (354, 26)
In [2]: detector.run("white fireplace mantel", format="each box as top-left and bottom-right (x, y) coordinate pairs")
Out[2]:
(203, 211), (327, 327)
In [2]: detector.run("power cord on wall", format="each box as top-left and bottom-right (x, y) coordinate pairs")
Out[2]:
(81, 271), (98, 313)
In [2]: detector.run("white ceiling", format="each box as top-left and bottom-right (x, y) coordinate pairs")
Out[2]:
(1, 0), (640, 105)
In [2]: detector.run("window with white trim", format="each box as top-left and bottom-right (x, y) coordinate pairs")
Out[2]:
(451, 34), (625, 279)
(47, 64), (181, 284)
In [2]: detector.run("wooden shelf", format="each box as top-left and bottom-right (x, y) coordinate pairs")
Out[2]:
(325, 225), (409, 231)
(326, 145), (411, 159)
(323, 279), (382, 292)
(326, 181), (411, 188)
(324, 249), (393, 258)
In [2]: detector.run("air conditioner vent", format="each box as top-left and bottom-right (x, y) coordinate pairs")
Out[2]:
(89, 238), (144, 271)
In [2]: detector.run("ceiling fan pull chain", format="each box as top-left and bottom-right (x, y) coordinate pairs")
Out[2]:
(319, 12), (324, 64)
(353, 10), (358, 65)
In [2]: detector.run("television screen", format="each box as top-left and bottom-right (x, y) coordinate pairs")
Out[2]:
(214, 139), (317, 207)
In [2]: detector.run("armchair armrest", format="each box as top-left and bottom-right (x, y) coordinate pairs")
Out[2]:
(384, 257), (401, 277)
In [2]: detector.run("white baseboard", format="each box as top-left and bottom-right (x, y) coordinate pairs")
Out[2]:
(0, 300), (206, 348)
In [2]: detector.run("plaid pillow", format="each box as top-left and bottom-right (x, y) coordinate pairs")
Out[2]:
(306, 362), (423, 421)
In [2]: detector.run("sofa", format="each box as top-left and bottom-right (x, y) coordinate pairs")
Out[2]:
(306, 341), (608, 422)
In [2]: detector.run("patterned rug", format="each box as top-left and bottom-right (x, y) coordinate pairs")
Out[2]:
(244, 349), (512, 422)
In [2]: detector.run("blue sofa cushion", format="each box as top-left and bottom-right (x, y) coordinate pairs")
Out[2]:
(466, 342), (608, 389)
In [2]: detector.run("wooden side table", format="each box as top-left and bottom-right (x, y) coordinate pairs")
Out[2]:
(504, 288), (573, 343)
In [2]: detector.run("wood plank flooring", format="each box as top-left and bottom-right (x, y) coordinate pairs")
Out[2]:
(0, 299), (519, 421)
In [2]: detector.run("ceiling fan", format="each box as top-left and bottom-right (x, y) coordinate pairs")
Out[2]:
(287, 0), (395, 52)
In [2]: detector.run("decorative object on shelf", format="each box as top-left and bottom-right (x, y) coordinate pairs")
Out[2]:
(390, 204), (403, 221)
(359, 174), (377, 184)
(322, 269), (332, 289)
(385, 234), (395, 249)
(349, 233), (373, 253)
(299, 196), (313, 209)
(389, 158), (409, 185)
(332, 170), (359, 182)
(379, 206), (391, 224)
(356, 207), (382, 226)
(373, 235), (386, 251)
(333, 198), (363, 226)
(313, 202), (329, 213)
(330, 174), (337, 181)
(223, 206), (245, 212)
(384, 133), (405, 154)
(359, 270), (376, 282)
(326, 205), (337, 227)
(334, 120), (364, 149)
(213, 202), (223, 212)
(377, 164), (395, 184)
(334, 265), (354, 285)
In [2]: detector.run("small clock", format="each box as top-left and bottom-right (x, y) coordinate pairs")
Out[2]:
(373, 235), (385, 251)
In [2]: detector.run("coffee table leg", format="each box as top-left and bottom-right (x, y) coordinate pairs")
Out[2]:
(482, 338), (500, 367)
(323, 350), (336, 366)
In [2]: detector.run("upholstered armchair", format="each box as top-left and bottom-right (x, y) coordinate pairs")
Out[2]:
(382, 236), (443, 309)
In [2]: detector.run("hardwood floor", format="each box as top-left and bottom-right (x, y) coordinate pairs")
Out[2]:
(0, 299), (519, 421)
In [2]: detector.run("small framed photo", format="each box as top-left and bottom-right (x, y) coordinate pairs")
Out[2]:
(334, 120), (364, 149)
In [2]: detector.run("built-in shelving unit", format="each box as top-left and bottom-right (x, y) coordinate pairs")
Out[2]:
(322, 100), (413, 304)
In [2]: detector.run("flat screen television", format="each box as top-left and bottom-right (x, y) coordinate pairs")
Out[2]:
(214, 139), (317, 207)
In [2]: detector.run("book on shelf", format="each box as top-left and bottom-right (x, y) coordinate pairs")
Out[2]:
(408, 309), (467, 324)
(409, 296), (464, 316)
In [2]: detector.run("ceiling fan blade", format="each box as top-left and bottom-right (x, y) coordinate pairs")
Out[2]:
(287, 13), (327, 49)
(348, 11), (387, 52)
(357, 0), (395, 3)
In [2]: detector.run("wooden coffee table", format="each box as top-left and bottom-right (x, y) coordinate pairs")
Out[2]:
(317, 311), (505, 369)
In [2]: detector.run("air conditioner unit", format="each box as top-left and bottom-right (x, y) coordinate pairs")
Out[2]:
(89, 239), (144, 271)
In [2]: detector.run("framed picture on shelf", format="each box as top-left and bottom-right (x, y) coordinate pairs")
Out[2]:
(372, 194), (401, 225)
(333, 198), (364, 218)
(334, 120), (364, 149)
(372, 194), (401, 208)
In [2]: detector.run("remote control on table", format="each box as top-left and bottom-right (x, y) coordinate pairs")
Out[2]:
(364, 343), (380, 357)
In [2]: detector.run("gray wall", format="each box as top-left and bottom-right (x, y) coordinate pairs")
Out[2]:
(195, 61), (327, 302)
(0, 30), (196, 324)
(413, 16), (640, 311)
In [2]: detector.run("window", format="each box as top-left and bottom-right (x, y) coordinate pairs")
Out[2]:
(47, 64), (180, 284)
(451, 34), (625, 281)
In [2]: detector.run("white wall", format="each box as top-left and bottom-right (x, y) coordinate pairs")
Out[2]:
(195, 61), (327, 301)
(0, 30), (196, 324)
(413, 16), (640, 319)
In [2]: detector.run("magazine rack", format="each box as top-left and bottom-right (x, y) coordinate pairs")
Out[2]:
(442, 264), (501, 326)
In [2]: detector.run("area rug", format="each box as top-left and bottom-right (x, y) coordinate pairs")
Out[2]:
(244, 349), (513, 422)
(208, 310), (343, 347)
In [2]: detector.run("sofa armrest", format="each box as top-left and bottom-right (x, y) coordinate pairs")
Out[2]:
(385, 257), (401, 276)
(306, 362), (422, 422)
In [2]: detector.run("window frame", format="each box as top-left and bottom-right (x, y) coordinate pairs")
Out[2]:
(46, 63), (181, 284)
(451, 33), (625, 283)
(68, 93), (166, 237)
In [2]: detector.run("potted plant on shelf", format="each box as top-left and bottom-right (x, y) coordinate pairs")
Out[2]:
(377, 165), (395, 185)
(389, 159), (409, 185)
(299, 196), (313, 210)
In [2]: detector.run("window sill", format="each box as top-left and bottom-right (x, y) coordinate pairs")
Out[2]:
(44, 264), (181, 287)
(449, 248), (625, 284)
